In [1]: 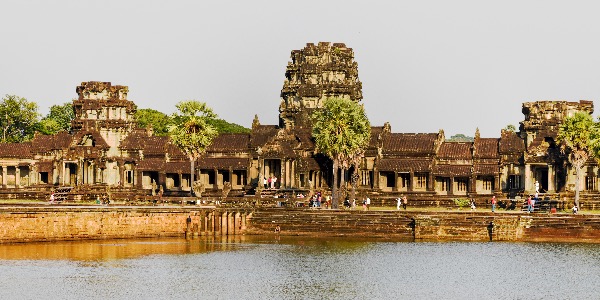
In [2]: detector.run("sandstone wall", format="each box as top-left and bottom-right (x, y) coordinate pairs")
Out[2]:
(1, 207), (599, 243)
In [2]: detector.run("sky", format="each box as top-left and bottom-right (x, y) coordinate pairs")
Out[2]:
(2, 0), (600, 138)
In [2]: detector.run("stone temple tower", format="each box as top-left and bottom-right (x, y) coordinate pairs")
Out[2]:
(279, 42), (363, 129)
(72, 81), (137, 156)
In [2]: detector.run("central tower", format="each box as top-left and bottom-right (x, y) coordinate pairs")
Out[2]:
(278, 42), (362, 129)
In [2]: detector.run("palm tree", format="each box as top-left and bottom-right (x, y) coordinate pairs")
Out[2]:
(557, 112), (599, 208)
(312, 97), (371, 208)
(168, 101), (219, 197)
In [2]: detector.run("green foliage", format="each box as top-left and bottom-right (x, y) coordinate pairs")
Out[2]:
(37, 102), (74, 134)
(312, 98), (371, 164)
(0, 95), (40, 142)
(168, 100), (219, 160)
(35, 118), (62, 135)
(446, 134), (474, 142)
(454, 198), (470, 208)
(207, 118), (251, 134)
(557, 112), (600, 207)
(135, 108), (171, 136)
(505, 124), (516, 132)
(312, 97), (371, 207)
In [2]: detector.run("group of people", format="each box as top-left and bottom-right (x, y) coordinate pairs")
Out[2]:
(396, 196), (408, 210)
(262, 175), (278, 189)
(308, 192), (331, 208)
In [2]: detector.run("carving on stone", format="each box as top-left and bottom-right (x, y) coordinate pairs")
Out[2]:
(192, 180), (205, 198)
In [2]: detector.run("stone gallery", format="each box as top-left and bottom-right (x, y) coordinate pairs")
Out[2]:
(0, 42), (596, 204)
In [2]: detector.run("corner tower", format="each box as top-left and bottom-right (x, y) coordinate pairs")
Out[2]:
(279, 42), (363, 129)
(72, 81), (137, 156)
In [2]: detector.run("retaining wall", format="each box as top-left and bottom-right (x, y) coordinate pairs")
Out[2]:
(1, 207), (599, 243)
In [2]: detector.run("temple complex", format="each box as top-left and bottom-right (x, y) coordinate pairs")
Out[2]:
(0, 42), (598, 206)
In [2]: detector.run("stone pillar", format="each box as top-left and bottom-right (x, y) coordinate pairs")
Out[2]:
(524, 164), (532, 192)
(449, 177), (454, 195)
(15, 167), (20, 188)
(427, 172), (434, 191)
(221, 212), (228, 236)
(3, 165), (8, 188)
(494, 174), (500, 193)
(241, 213), (247, 231)
(199, 212), (206, 235)
(373, 166), (380, 189)
(229, 212), (235, 235)
(77, 159), (84, 186)
(548, 164), (555, 193)
(393, 172), (398, 192)
(408, 171), (414, 192)
(214, 211), (220, 235)
(214, 169), (219, 191)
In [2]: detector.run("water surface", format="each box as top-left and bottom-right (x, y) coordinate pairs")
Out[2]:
(0, 236), (598, 299)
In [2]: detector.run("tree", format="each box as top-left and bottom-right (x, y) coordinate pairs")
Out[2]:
(207, 118), (251, 134)
(36, 102), (75, 135)
(168, 101), (219, 197)
(505, 124), (517, 132)
(0, 95), (40, 142)
(135, 108), (171, 136)
(557, 112), (600, 208)
(312, 97), (371, 208)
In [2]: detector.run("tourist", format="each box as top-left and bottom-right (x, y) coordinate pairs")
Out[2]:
(535, 180), (540, 193)
(352, 199), (356, 209)
(268, 176), (272, 189)
(572, 205), (578, 214)
(530, 196), (536, 213)
(491, 195), (497, 212)
(470, 199), (476, 210)
(402, 196), (408, 210)
(272, 176), (277, 189)
(396, 197), (402, 210)
(366, 196), (371, 210)
(49, 192), (55, 204)
(527, 196), (532, 213)
(275, 224), (281, 233)
(362, 198), (367, 211)
(343, 198), (350, 209)
(263, 177), (267, 189)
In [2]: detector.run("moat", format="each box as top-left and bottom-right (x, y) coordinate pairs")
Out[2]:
(0, 236), (598, 299)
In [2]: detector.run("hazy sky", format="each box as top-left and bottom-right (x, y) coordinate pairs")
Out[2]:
(2, 0), (600, 138)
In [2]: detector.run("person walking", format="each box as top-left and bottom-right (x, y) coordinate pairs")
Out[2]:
(527, 196), (532, 213)
(396, 197), (402, 210)
(491, 195), (497, 213)
(49, 192), (55, 204)
(402, 196), (408, 210)
(366, 196), (371, 210)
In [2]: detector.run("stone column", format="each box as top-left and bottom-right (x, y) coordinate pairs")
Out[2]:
(393, 172), (398, 192)
(373, 166), (380, 189)
(77, 159), (84, 186)
(241, 213), (247, 231)
(3, 165), (8, 188)
(449, 177), (454, 195)
(408, 171), (414, 192)
(548, 164), (555, 193)
(228, 212), (235, 235)
(524, 164), (532, 192)
(427, 172), (434, 191)
(221, 212), (228, 236)
(15, 167), (20, 188)
(214, 169), (219, 191)
(214, 211), (220, 235)
(494, 173), (500, 193)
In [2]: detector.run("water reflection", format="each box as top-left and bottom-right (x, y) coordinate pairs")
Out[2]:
(0, 237), (599, 300)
